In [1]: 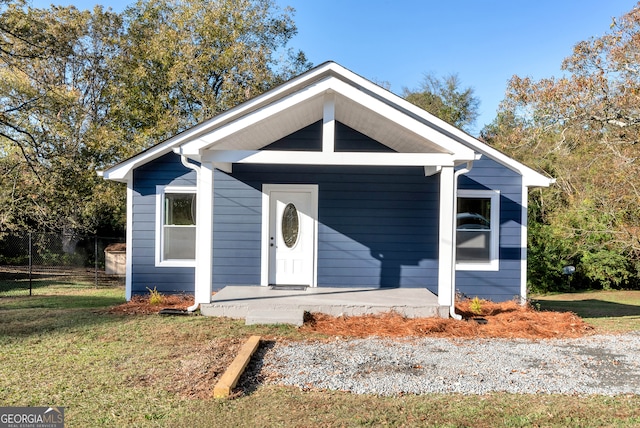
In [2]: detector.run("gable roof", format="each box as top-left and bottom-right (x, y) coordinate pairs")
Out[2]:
(101, 61), (553, 187)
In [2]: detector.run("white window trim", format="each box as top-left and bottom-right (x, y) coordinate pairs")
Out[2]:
(456, 189), (500, 271)
(155, 185), (197, 267)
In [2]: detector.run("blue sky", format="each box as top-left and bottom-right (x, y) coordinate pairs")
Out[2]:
(31, 0), (637, 135)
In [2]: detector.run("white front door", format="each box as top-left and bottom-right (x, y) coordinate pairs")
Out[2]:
(263, 185), (317, 286)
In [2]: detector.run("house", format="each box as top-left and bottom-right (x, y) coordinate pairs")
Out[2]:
(101, 61), (553, 317)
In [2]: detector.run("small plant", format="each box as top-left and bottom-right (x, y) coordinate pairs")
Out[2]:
(470, 296), (483, 315)
(146, 286), (164, 306)
(527, 298), (541, 311)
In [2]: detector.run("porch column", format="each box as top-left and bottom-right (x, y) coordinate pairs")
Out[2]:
(194, 161), (214, 304)
(437, 166), (455, 308)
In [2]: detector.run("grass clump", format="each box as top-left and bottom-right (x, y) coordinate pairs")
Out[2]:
(146, 286), (164, 306)
(469, 296), (483, 315)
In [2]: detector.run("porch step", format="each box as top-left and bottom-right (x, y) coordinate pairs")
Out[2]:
(245, 309), (305, 327)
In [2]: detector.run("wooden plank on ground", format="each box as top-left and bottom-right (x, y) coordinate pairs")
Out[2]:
(213, 335), (261, 398)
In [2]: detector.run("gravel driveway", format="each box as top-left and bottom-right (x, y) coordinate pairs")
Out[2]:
(259, 333), (640, 395)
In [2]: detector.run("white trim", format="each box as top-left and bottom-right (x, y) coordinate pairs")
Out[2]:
(261, 184), (319, 287)
(194, 163), (214, 304)
(155, 185), (197, 267)
(455, 189), (500, 271)
(204, 150), (459, 167)
(125, 183), (133, 301)
(178, 77), (476, 160)
(520, 186), (529, 302)
(322, 92), (336, 152)
(424, 165), (442, 176)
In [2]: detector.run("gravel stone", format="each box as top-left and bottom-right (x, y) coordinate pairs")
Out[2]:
(259, 333), (640, 395)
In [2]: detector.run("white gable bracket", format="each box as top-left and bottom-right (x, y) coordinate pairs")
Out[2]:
(424, 166), (442, 176)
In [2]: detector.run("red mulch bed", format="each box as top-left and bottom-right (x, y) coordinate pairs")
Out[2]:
(301, 299), (593, 339)
(107, 295), (593, 339)
(107, 294), (195, 315)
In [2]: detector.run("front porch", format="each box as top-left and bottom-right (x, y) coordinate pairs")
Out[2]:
(200, 286), (446, 326)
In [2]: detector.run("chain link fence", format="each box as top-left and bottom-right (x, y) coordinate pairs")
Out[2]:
(0, 232), (126, 296)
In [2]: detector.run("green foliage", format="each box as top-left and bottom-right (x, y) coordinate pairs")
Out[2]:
(403, 72), (480, 132)
(0, 0), (310, 237)
(578, 250), (632, 290)
(485, 4), (640, 292)
(112, 0), (311, 152)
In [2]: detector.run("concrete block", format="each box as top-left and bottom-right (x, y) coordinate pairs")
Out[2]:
(245, 309), (305, 326)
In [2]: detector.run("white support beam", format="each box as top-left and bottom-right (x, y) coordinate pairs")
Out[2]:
(323, 91), (336, 152)
(203, 150), (461, 167)
(194, 162), (214, 304)
(520, 185), (529, 303)
(437, 166), (455, 308)
(125, 183), (133, 301)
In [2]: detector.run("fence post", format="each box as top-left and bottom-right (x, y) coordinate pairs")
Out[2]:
(94, 236), (98, 288)
(28, 232), (32, 296)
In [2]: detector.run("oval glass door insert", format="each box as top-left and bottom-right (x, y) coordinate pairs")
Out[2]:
(281, 203), (299, 248)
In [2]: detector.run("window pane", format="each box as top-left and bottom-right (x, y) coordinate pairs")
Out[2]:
(164, 226), (196, 259)
(457, 230), (491, 261)
(457, 197), (491, 262)
(457, 198), (490, 229)
(281, 203), (299, 248)
(165, 193), (196, 225)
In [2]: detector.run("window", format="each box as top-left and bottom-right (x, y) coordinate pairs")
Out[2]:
(156, 186), (196, 266)
(456, 189), (499, 270)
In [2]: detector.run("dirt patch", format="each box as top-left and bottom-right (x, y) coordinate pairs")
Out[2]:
(167, 338), (244, 399)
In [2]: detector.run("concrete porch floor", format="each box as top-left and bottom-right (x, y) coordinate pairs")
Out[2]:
(200, 286), (447, 326)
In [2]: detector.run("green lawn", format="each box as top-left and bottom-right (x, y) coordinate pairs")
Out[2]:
(1, 285), (639, 427)
(533, 289), (640, 332)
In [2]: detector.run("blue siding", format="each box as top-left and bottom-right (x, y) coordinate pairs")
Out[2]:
(212, 170), (262, 288)
(219, 163), (440, 291)
(263, 120), (322, 151)
(131, 153), (196, 295)
(456, 157), (524, 301)
(335, 122), (395, 152)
